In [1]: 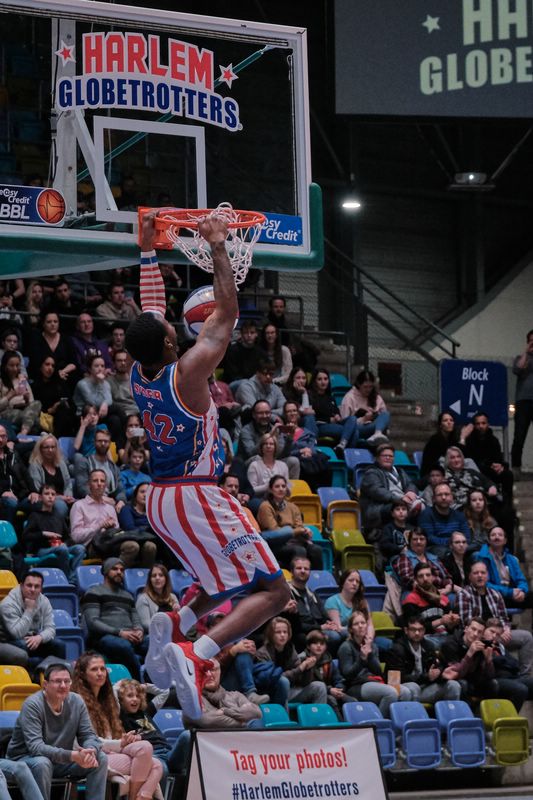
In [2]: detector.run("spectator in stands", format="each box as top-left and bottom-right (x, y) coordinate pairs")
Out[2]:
(303, 630), (349, 716)
(464, 488), (497, 551)
(256, 616), (327, 705)
(282, 400), (330, 491)
(28, 312), (78, 386)
(0, 759), (45, 800)
(0, 352), (41, 435)
(237, 399), (300, 477)
(45, 279), (84, 333)
(283, 556), (340, 650)
(442, 531), (474, 593)
(444, 446), (497, 509)
(184, 657), (263, 729)
(118, 482), (154, 539)
(324, 569), (374, 638)
(120, 447), (151, 500)
(235, 358), (287, 419)
(266, 295), (292, 347)
(74, 429), (126, 508)
(483, 618), (533, 711)
(338, 610), (414, 714)
(96, 283), (141, 325)
(208, 372), (241, 436)
(420, 411), (472, 477)
(401, 563), (460, 643)
(386, 614), (461, 703)
(308, 368), (358, 446)
(218, 473), (256, 526)
(457, 560), (533, 677)
(118, 413), (150, 466)
(0, 424), (30, 523)
(72, 652), (163, 799)
(72, 404), (108, 458)
(247, 433), (289, 500)
(28, 434), (75, 519)
(70, 312), (113, 375)
(73, 355), (125, 446)
(108, 349), (139, 418)
(439, 617), (498, 702)
(24, 281), (45, 328)
(259, 323), (292, 385)
(0, 328), (27, 376)
(338, 370), (390, 453)
(117, 679), (190, 781)
(420, 464), (446, 507)
(108, 321), (128, 360)
(418, 481), (470, 557)
(135, 564), (179, 634)
(81, 558), (147, 680)
(257, 477), (322, 570)
(30, 355), (76, 437)
(283, 368), (318, 434)
(464, 411), (514, 504)
(379, 499), (410, 563)
(477, 526), (533, 611)
(393, 528), (452, 594)
(6, 662), (108, 800)
(223, 319), (266, 389)
(22, 485), (85, 583)
(511, 328), (533, 479)
(0, 282), (23, 331)
(359, 444), (420, 535)
(0, 570), (66, 669)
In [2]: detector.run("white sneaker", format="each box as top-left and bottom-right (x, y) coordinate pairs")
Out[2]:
(145, 612), (175, 689)
(366, 432), (388, 444)
(164, 641), (213, 720)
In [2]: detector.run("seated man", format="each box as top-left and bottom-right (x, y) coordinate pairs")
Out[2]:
(96, 282), (141, 326)
(284, 557), (343, 652)
(457, 560), (533, 677)
(484, 617), (533, 711)
(81, 557), (147, 680)
(222, 319), (266, 388)
(70, 468), (156, 567)
(401, 563), (461, 644)
(73, 428), (126, 506)
(70, 311), (113, 375)
(418, 482), (470, 557)
(386, 614), (461, 703)
(359, 444), (421, 535)
(440, 616), (498, 701)
(6, 662), (107, 800)
(477, 525), (533, 610)
(235, 358), (287, 420)
(237, 399), (300, 478)
(0, 571), (66, 670)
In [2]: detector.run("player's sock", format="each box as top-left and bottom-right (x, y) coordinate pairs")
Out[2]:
(140, 250), (166, 317)
(193, 634), (220, 661)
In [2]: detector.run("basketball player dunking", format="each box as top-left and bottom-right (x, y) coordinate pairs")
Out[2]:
(125, 211), (289, 719)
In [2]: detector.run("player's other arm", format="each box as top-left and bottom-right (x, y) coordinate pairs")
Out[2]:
(139, 211), (166, 317)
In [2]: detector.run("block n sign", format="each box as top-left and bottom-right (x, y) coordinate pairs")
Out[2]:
(440, 360), (508, 427)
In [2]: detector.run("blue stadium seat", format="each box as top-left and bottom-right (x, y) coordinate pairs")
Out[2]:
(315, 447), (348, 488)
(297, 703), (351, 728)
(390, 701), (442, 769)
(261, 704), (299, 728)
(153, 708), (185, 745)
(308, 525), (334, 573)
(413, 451), (423, 471)
(106, 663), (132, 684)
(434, 700), (486, 768)
(169, 569), (194, 599)
(307, 570), (338, 601)
(344, 448), (373, 470)
(58, 436), (76, 462)
(76, 565), (104, 595)
(53, 609), (75, 627)
(342, 702), (396, 769)
(35, 567), (69, 586)
(317, 486), (350, 510)
(124, 568), (149, 597)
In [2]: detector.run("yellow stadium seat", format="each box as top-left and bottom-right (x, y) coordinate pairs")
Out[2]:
(0, 684), (40, 710)
(290, 494), (322, 527)
(0, 570), (18, 601)
(289, 479), (312, 495)
(327, 500), (360, 532)
(371, 611), (400, 639)
(0, 665), (32, 686)
(480, 699), (530, 766)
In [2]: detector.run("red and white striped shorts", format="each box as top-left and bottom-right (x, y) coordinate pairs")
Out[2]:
(146, 480), (281, 598)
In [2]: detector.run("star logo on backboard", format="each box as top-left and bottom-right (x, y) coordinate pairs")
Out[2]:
(219, 64), (238, 88)
(55, 41), (76, 65)
(422, 14), (440, 33)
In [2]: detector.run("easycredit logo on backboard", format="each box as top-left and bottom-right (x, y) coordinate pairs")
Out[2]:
(55, 32), (241, 132)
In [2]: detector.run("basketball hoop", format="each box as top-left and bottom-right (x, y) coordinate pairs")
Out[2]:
(138, 203), (266, 287)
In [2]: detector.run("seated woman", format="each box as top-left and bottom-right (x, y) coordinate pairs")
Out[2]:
(441, 531), (474, 593)
(73, 354), (125, 446)
(464, 488), (497, 551)
(30, 354), (76, 437)
(247, 432), (289, 501)
(21, 484), (85, 583)
(256, 616), (327, 705)
(0, 351), (41, 435)
(283, 367), (318, 434)
(135, 563), (179, 634)
(0, 328), (28, 376)
(338, 610), (415, 716)
(259, 323), (292, 386)
(308, 367), (358, 447)
(72, 403), (108, 457)
(444, 446), (497, 509)
(28, 434), (75, 519)
(117, 679), (191, 780)
(257, 474), (323, 569)
(421, 411), (470, 478)
(283, 401), (330, 492)
(337, 370), (390, 456)
(28, 311), (78, 388)
(72, 651), (164, 800)
(120, 447), (151, 500)
(393, 528), (453, 595)
(118, 413), (151, 466)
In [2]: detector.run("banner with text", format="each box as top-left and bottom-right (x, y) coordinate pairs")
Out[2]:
(335, 0), (533, 117)
(186, 727), (387, 800)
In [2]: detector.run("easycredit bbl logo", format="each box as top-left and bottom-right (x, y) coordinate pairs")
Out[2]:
(0, 185), (66, 226)
(259, 213), (303, 247)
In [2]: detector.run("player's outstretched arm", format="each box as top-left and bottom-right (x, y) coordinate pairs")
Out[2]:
(139, 211), (166, 318)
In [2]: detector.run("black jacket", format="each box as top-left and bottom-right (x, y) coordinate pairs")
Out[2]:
(386, 633), (439, 684)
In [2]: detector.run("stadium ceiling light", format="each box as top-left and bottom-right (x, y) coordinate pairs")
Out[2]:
(341, 195), (362, 211)
(449, 171), (495, 191)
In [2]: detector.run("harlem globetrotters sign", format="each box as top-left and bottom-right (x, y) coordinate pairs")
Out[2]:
(55, 32), (241, 131)
(335, 0), (533, 116)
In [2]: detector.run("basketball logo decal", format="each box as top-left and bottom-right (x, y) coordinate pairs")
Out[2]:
(36, 189), (66, 225)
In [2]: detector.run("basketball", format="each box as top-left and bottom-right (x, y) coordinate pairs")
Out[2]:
(182, 285), (239, 338)
(36, 188), (66, 225)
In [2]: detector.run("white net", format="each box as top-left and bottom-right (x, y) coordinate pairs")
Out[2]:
(159, 202), (264, 288)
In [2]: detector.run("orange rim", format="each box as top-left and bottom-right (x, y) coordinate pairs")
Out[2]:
(157, 208), (266, 230)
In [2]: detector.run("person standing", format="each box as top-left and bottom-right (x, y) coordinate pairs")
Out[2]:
(511, 329), (533, 479)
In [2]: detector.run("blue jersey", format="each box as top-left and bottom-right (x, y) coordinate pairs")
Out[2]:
(130, 360), (224, 481)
